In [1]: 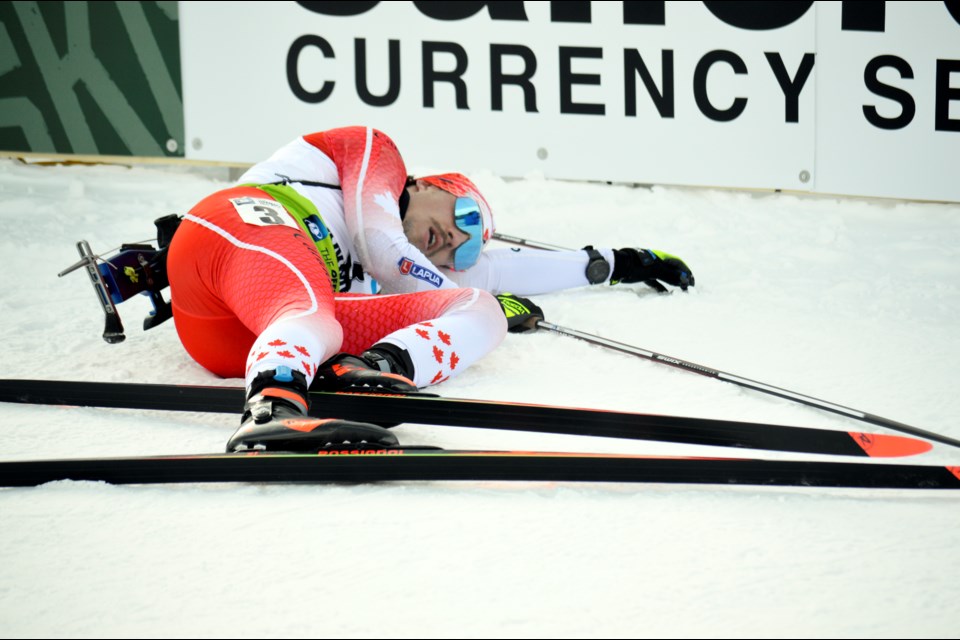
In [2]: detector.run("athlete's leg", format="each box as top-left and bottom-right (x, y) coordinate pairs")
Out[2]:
(169, 187), (402, 452)
(334, 287), (507, 387)
(167, 186), (342, 386)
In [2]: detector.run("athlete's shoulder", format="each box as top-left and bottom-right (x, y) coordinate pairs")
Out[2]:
(370, 128), (400, 154)
(302, 126), (400, 157)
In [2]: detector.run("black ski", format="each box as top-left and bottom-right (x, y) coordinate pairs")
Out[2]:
(0, 378), (934, 458)
(1, 448), (957, 488)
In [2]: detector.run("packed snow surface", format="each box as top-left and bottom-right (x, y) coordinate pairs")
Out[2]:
(1, 160), (958, 638)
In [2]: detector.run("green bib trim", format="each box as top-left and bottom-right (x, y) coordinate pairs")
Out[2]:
(243, 183), (341, 292)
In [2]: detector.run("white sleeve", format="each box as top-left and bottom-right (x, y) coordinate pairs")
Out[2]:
(439, 247), (615, 295)
(361, 214), (462, 293)
(335, 128), (460, 293)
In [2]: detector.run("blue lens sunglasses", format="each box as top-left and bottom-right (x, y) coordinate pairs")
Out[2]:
(452, 196), (484, 271)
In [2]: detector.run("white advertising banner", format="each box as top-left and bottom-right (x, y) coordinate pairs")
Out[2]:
(180, 1), (960, 202)
(815, 1), (959, 202)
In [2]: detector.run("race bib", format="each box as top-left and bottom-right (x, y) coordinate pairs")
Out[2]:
(230, 197), (299, 229)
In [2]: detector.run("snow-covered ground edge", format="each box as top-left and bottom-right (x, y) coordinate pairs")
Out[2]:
(0, 159), (958, 638)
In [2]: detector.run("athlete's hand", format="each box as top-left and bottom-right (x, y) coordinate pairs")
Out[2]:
(612, 248), (694, 291)
(496, 293), (544, 333)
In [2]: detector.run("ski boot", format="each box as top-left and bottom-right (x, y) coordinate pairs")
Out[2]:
(226, 366), (399, 452)
(312, 345), (418, 394)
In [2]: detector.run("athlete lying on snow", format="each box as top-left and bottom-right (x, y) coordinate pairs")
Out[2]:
(166, 126), (694, 452)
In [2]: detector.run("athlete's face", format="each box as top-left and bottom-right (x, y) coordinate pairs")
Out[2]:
(402, 180), (471, 268)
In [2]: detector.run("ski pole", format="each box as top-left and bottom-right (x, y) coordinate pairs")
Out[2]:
(493, 232), (957, 448)
(535, 320), (960, 450)
(491, 232), (570, 252)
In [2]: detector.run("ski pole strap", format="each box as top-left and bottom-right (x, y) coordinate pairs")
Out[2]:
(497, 293), (544, 333)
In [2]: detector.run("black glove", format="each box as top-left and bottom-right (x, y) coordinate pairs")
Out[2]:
(496, 293), (544, 333)
(612, 248), (694, 291)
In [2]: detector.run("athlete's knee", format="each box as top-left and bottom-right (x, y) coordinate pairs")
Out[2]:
(444, 287), (499, 313)
(442, 288), (508, 343)
(473, 289), (508, 336)
(270, 313), (344, 351)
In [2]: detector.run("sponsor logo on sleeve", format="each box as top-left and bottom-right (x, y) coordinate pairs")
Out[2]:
(398, 258), (442, 287)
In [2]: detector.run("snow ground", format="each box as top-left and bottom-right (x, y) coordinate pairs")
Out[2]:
(0, 159), (958, 638)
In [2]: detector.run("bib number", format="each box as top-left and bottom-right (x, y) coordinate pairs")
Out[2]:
(230, 197), (299, 229)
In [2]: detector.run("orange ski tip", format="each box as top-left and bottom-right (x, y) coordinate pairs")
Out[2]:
(948, 466), (960, 481)
(849, 432), (933, 458)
